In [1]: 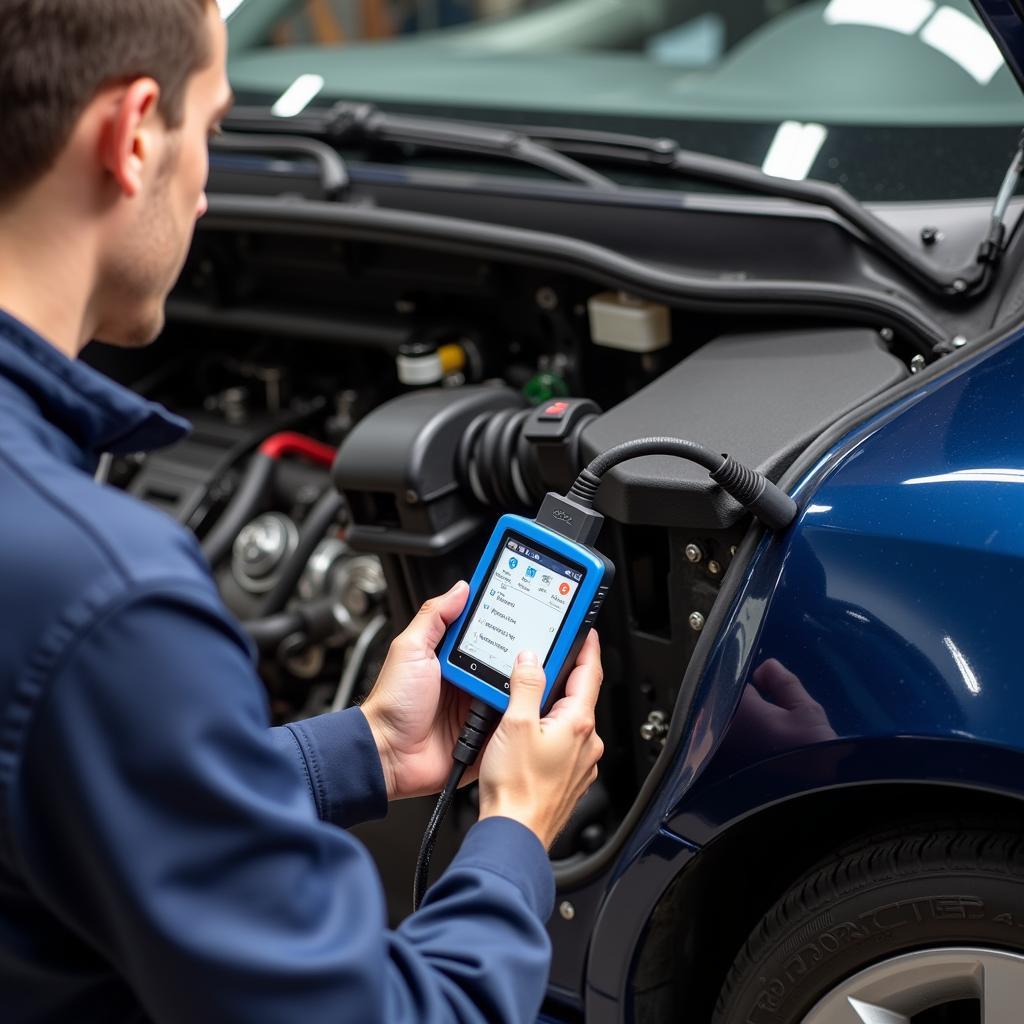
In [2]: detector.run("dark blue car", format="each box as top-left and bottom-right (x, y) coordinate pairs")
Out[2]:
(90, 0), (1024, 1020)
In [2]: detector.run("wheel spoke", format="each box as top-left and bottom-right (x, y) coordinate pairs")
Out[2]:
(981, 955), (1021, 1024)
(802, 949), (1024, 1024)
(847, 998), (911, 1024)
(807, 995), (911, 1024)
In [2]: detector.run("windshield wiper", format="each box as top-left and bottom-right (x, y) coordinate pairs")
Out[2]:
(519, 122), (1024, 302)
(223, 102), (1022, 301)
(223, 102), (617, 192)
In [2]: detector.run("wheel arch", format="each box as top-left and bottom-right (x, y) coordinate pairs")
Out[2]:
(629, 777), (1024, 1023)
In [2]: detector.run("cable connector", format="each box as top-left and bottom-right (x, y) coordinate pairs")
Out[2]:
(452, 699), (501, 768)
(535, 491), (606, 546)
(709, 454), (798, 533)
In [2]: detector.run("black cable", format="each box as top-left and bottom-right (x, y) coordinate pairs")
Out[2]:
(178, 397), (329, 531)
(571, 436), (723, 504)
(564, 436), (797, 533)
(201, 451), (276, 567)
(243, 596), (340, 655)
(413, 700), (499, 911)
(412, 762), (466, 913)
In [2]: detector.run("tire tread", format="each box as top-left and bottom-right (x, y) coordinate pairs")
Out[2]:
(713, 822), (1024, 1022)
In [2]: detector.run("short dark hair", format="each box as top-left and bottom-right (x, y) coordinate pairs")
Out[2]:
(0, 0), (213, 203)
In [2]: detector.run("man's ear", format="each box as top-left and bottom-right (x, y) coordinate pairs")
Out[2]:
(100, 78), (162, 199)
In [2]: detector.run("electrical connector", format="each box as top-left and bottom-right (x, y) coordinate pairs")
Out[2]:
(535, 492), (605, 546)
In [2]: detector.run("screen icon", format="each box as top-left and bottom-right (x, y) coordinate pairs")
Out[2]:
(508, 557), (518, 569)
(525, 566), (537, 578)
(559, 582), (571, 596)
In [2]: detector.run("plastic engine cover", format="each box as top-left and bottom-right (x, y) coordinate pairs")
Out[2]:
(581, 328), (906, 529)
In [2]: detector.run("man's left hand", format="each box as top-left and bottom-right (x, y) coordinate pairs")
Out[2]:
(360, 581), (476, 800)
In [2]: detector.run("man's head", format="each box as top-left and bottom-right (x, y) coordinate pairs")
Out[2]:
(0, 0), (233, 349)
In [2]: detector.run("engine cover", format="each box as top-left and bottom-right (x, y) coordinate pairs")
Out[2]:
(581, 328), (907, 528)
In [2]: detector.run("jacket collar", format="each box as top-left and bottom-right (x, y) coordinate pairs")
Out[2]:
(0, 309), (190, 456)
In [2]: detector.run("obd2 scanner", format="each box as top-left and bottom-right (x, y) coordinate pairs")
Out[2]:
(412, 437), (797, 909)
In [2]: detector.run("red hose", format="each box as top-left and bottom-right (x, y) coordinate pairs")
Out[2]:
(259, 432), (337, 468)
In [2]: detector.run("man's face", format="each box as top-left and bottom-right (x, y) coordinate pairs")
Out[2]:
(95, 3), (233, 348)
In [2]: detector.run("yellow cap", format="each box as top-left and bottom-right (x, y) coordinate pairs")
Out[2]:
(438, 343), (467, 375)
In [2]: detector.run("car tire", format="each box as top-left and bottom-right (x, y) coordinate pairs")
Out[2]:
(713, 826), (1024, 1024)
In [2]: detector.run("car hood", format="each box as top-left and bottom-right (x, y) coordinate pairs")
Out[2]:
(973, 0), (1024, 87)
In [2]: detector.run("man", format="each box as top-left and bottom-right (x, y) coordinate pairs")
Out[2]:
(0, 2), (605, 1021)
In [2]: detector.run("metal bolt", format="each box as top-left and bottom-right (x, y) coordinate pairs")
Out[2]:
(707, 560), (722, 577)
(685, 543), (703, 564)
(952, 278), (967, 294)
(536, 286), (559, 311)
(920, 226), (940, 246)
(879, 327), (894, 343)
(910, 354), (926, 374)
(404, 489), (418, 504)
(688, 611), (705, 632)
(952, 335), (968, 349)
(729, 546), (738, 557)
(639, 710), (668, 742)
(559, 901), (575, 921)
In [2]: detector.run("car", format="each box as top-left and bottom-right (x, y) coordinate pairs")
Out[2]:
(88, 0), (1024, 1019)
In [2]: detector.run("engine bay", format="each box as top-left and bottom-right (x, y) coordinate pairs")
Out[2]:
(85, 203), (924, 917)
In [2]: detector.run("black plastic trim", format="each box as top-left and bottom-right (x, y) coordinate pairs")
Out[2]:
(200, 194), (949, 352)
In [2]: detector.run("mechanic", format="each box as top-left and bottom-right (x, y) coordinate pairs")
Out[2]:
(0, 2), (605, 1022)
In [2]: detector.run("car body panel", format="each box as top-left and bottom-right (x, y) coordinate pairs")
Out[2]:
(577, 322), (1024, 1016)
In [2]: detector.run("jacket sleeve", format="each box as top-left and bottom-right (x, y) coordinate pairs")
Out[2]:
(9, 582), (554, 1024)
(271, 706), (389, 829)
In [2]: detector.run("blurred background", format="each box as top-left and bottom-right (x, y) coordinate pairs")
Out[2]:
(267, 0), (548, 44)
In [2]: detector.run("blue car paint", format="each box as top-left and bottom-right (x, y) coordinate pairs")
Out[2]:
(575, 324), (1024, 1020)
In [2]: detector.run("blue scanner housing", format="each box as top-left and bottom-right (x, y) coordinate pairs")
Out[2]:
(440, 514), (613, 714)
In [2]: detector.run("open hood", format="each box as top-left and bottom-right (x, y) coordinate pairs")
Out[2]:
(975, 0), (1024, 88)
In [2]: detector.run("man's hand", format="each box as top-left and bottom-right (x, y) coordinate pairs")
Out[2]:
(360, 581), (475, 800)
(477, 632), (605, 850)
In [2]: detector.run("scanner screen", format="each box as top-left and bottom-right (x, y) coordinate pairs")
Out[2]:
(455, 533), (584, 689)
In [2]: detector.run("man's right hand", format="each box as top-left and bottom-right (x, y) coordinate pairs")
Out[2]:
(477, 631), (604, 850)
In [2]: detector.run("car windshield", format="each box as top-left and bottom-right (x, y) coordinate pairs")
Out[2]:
(223, 0), (1024, 200)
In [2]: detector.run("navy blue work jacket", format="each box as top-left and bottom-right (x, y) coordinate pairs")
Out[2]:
(0, 310), (554, 1023)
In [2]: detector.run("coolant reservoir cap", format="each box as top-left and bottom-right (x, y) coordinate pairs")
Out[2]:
(397, 340), (444, 387)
